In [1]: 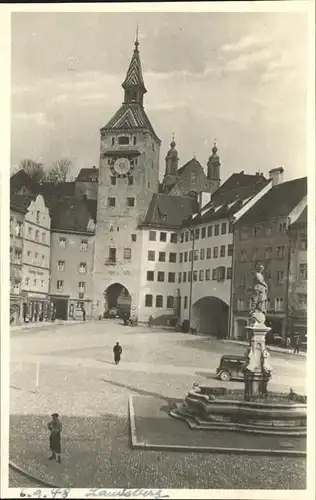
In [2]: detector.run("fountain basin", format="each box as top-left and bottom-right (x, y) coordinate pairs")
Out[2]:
(170, 387), (307, 436)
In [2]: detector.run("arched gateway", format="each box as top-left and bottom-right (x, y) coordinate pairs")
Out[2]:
(104, 283), (131, 318)
(192, 296), (229, 338)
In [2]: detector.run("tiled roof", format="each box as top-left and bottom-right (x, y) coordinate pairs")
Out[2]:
(289, 206), (307, 230)
(10, 170), (39, 195)
(211, 173), (269, 206)
(142, 193), (199, 229)
(10, 193), (35, 213)
(190, 173), (270, 225)
(102, 103), (160, 143)
(237, 177), (307, 224)
(76, 168), (99, 182)
(50, 197), (97, 233)
(122, 44), (146, 91)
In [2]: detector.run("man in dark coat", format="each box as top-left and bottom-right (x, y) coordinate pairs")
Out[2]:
(47, 412), (62, 463)
(113, 342), (122, 365)
(293, 335), (301, 354)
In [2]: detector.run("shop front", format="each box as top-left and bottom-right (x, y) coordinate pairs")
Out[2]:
(23, 292), (51, 323)
(68, 299), (93, 320)
(10, 294), (23, 325)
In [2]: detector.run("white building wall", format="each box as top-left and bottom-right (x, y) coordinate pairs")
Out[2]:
(21, 195), (51, 297)
(138, 228), (179, 322)
(177, 219), (233, 322)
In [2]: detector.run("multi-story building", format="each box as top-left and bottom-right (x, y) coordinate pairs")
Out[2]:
(21, 194), (51, 322)
(287, 206), (307, 344)
(176, 171), (271, 336)
(10, 37), (308, 336)
(49, 197), (96, 320)
(137, 170), (272, 330)
(10, 195), (26, 324)
(232, 172), (307, 340)
(10, 193), (51, 323)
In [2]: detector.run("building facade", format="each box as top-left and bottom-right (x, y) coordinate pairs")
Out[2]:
(10, 193), (51, 324)
(10, 199), (25, 324)
(231, 173), (307, 341)
(287, 207), (307, 344)
(48, 197), (96, 320)
(21, 194), (51, 322)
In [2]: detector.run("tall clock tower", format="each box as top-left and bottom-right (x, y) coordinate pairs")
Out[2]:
(93, 36), (161, 318)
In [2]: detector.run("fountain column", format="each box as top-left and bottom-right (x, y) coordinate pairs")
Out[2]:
(243, 263), (272, 401)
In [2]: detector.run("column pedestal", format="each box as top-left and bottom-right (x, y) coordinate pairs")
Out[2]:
(244, 324), (272, 401)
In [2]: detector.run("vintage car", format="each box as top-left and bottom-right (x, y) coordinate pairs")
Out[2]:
(215, 355), (246, 382)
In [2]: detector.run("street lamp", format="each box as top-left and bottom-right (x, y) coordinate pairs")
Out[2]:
(188, 228), (195, 331)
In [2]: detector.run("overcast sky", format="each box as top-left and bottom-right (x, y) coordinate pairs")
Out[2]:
(11, 11), (309, 182)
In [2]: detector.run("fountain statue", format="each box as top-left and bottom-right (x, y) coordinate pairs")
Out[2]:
(243, 263), (272, 400)
(168, 263), (306, 442)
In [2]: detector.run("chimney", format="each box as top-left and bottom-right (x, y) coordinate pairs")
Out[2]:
(269, 166), (284, 186)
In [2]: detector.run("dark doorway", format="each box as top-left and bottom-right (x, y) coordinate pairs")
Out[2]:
(52, 298), (68, 320)
(192, 296), (229, 338)
(104, 283), (131, 318)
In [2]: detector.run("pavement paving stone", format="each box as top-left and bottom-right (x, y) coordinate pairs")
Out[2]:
(8, 321), (307, 490)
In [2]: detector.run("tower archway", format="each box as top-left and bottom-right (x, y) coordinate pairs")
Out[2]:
(104, 283), (131, 318)
(192, 296), (229, 338)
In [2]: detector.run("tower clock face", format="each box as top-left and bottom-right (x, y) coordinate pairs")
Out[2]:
(113, 157), (131, 177)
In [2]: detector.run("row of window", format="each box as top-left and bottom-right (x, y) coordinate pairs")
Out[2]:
(240, 222), (288, 240)
(147, 244), (233, 263)
(10, 248), (47, 267)
(144, 294), (174, 308)
(108, 197), (135, 208)
(106, 247), (131, 263)
(148, 231), (177, 243)
(147, 251), (177, 263)
(237, 297), (286, 312)
(59, 238), (88, 251)
(179, 222), (234, 243)
(238, 264), (307, 286)
(237, 294), (307, 312)
(57, 261), (87, 273)
(24, 277), (45, 288)
(180, 245), (233, 262)
(109, 136), (138, 147)
(56, 280), (86, 295)
(146, 267), (232, 283)
(240, 246), (286, 261)
(110, 176), (134, 186)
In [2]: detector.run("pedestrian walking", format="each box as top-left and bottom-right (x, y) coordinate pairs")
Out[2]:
(113, 341), (122, 365)
(293, 336), (300, 354)
(47, 413), (62, 463)
(82, 306), (86, 321)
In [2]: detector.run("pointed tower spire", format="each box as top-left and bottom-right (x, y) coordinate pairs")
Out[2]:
(122, 29), (147, 105)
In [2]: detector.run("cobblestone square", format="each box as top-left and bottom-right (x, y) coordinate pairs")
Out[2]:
(8, 321), (307, 490)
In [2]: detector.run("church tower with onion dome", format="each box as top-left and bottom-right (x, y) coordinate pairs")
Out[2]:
(93, 32), (161, 319)
(163, 134), (179, 187)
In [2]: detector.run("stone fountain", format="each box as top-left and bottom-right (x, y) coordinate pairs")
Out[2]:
(170, 263), (307, 437)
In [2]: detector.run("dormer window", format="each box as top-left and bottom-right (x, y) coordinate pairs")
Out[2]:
(118, 136), (129, 145)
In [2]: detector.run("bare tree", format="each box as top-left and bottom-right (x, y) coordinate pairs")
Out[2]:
(18, 159), (46, 183)
(46, 158), (72, 184)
